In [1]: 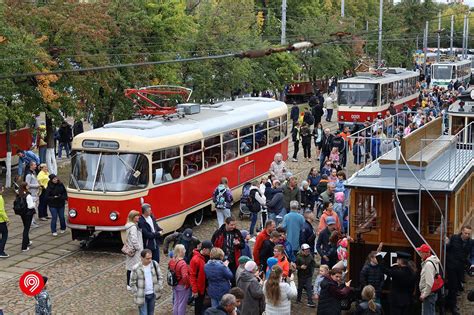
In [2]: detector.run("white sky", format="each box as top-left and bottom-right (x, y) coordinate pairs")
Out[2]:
(393, 0), (473, 6)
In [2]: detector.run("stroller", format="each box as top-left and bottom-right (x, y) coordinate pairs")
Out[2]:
(239, 182), (252, 219)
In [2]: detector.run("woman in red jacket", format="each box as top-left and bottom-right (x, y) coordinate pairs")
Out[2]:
(169, 244), (190, 315)
(189, 241), (212, 315)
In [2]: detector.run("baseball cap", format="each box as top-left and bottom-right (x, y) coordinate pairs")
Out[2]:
(301, 244), (311, 250)
(244, 261), (257, 272)
(416, 244), (431, 253)
(238, 256), (251, 265)
(326, 216), (336, 226)
(182, 228), (193, 241)
(201, 240), (213, 250)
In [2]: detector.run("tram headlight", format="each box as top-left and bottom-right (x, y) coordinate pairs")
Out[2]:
(367, 116), (371, 121)
(109, 211), (118, 221)
(69, 209), (77, 218)
(340, 115), (344, 120)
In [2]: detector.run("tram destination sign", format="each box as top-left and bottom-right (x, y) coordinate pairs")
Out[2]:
(82, 140), (120, 150)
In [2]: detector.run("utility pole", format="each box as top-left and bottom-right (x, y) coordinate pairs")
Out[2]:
(416, 35), (419, 51)
(366, 20), (369, 55)
(463, 14), (467, 59)
(466, 13), (470, 57)
(437, 11), (441, 62)
(281, 0), (287, 45)
(341, 0), (345, 18)
(450, 15), (454, 56)
(423, 21), (429, 75)
(377, 0), (383, 67)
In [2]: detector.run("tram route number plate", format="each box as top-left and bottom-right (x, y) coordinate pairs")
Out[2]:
(86, 206), (100, 214)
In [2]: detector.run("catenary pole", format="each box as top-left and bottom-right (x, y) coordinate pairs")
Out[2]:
(377, 0), (383, 67)
(450, 15), (454, 56)
(423, 21), (428, 75)
(281, 0), (287, 45)
(437, 11), (441, 62)
(341, 0), (345, 18)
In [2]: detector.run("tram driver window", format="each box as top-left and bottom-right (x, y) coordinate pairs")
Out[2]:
(204, 135), (221, 168)
(355, 193), (379, 232)
(152, 147), (181, 185)
(239, 126), (254, 154)
(223, 130), (238, 161)
(184, 141), (203, 176)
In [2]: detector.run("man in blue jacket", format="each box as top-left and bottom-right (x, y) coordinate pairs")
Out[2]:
(16, 149), (40, 178)
(138, 203), (163, 263)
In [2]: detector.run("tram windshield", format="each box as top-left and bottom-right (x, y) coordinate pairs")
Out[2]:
(70, 152), (149, 192)
(432, 65), (453, 80)
(338, 83), (377, 107)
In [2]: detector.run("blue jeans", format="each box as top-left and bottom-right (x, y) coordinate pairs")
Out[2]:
(249, 212), (259, 236)
(39, 147), (47, 163)
(50, 207), (66, 233)
(58, 142), (70, 158)
(139, 293), (155, 315)
(422, 293), (437, 315)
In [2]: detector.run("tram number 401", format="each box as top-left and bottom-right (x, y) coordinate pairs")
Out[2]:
(86, 206), (100, 214)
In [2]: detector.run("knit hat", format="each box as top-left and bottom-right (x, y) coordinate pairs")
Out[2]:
(244, 261), (257, 272)
(241, 230), (249, 239)
(48, 174), (58, 180)
(335, 192), (345, 203)
(265, 257), (278, 279)
(238, 256), (251, 265)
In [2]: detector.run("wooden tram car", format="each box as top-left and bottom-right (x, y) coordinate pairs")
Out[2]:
(346, 117), (473, 297)
(66, 93), (289, 241)
(337, 68), (419, 125)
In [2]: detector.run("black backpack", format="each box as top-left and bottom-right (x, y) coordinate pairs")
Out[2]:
(248, 189), (262, 213)
(13, 195), (28, 215)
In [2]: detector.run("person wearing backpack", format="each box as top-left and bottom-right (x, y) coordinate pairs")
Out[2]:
(417, 244), (443, 315)
(0, 186), (10, 258)
(130, 249), (163, 315)
(212, 177), (233, 229)
(169, 244), (191, 315)
(248, 180), (266, 237)
(15, 182), (36, 252)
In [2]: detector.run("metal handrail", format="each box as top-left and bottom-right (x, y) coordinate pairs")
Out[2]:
(350, 111), (408, 140)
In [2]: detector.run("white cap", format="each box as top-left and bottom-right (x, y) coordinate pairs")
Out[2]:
(301, 244), (311, 250)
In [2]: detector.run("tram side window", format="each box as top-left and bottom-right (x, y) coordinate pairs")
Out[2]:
(268, 118), (280, 144)
(381, 84), (389, 105)
(398, 80), (404, 98)
(223, 130), (238, 162)
(183, 140), (203, 176)
(239, 126), (254, 154)
(281, 114), (288, 137)
(355, 193), (379, 232)
(204, 135), (221, 168)
(152, 147), (181, 185)
(255, 121), (267, 149)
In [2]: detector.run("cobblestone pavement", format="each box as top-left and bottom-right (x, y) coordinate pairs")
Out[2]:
(1, 107), (472, 314)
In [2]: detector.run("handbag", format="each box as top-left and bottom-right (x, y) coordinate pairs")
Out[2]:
(428, 260), (444, 292)
(121, 225), (137, 257)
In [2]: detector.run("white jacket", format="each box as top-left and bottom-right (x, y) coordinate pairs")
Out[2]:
(263, 279), (297, 315)
(419, 255), (441, 297)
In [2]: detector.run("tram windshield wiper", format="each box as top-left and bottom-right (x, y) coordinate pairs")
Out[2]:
(70, 173), (81, 191)
(117, 153), (141, 178)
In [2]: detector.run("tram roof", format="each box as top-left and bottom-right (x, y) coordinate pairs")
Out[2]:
(338, 69), (419, 85)
(72, 97), (287, 150)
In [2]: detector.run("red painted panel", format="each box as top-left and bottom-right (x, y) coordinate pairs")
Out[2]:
(0, 128), (33, 159)
(68, 139), (289, 228)
(238, 160), (255, 184)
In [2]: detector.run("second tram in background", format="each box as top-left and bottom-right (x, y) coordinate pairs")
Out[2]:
(337, 68), (419, 125)
(66, 88), (289, 242)
(431, 59), (471, 88)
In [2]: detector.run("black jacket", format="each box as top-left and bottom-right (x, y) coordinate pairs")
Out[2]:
(317, 276), (353, 315)
(45, 181), (67, 208)
(321, 133), (334, 154)
(58, 124), (73, 143)
(376, 254), (416, 307)
(331, 135), (345, 153)
(290, 105), (299, 122)
(138, 215), (163, 251)
(312, 104), (324, 119)
(267, 189), (283, 214)
(299, 220), (316, 252)
(316, 227), (331, 257)
(259, 239), (276, 271)
(355, 301), (382, 315)
(446, 233), (472, 269)
(163, 231), (200, 264)
(73, 121), (84, 136)
(295, 251), (316, 279)
(359, 263), (384, 298)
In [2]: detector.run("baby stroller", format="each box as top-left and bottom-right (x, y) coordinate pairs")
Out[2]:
(239, 182), (252, 219)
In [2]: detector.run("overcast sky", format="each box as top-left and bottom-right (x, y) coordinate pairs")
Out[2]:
(393, 0), (473, 6)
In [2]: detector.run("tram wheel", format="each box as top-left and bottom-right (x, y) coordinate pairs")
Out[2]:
(193, 209), (204, 226)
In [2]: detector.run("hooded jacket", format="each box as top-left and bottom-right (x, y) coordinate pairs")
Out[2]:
(267, 188), (283, 214)
(317, 275), (353, 315)
(189, 249), (207, 295)
(419, 255), (441, 297)
(237, 271), (265, 315)
(45, 180), (67, 208)
(204, 259), (233, 300)
(282, 184), (301, 211)
(295, 251), (316, 279)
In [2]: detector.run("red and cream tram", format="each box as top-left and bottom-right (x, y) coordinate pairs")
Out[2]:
(66, 97), (289, 240)
(337, 68), (419, 124)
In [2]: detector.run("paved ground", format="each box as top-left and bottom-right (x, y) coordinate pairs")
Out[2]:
(0, 107), (472, 314)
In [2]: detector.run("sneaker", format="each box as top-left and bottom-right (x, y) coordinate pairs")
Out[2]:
(31, 223), (40, 228)
(0, 252), (9, 258)
(22, 247), (30, 252)
(60, 229), (66, 234)
(28, 241), (33, 245)
(307, 159), (311, 162)
(52, 232), (58, 236)
(40, 217), (48, 221)
(292, 158), (298, 162)
(307, 302), (316, 308)
(46, 216), (52, 219)
(126, 285), (132, 291)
